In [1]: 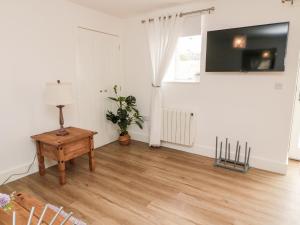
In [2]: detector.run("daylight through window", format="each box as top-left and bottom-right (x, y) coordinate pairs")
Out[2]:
(164, 35), (201, 82)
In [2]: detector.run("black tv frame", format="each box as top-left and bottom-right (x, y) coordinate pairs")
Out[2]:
(205, 22), (290, 73)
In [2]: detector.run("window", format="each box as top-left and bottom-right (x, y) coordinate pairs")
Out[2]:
(164, 35), (202, 82)
(164, 15), (202, 83)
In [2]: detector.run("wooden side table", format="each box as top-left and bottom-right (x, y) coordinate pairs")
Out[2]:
(31, 127), (97, 185)
(0, 193), (73, 225)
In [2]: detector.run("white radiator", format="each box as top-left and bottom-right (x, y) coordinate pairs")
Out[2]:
(161, 109), (195, 146)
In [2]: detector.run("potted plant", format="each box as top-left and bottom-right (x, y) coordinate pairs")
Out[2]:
(106, 85), (144, 145)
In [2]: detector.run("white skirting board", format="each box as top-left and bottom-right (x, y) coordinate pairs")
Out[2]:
(0, 134), (287, 185)
(0, 159), (57, 186)
(130, 131), (288, 175)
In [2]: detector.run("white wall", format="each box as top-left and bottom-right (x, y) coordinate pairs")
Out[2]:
(123, 0), (300, 174)
(1, 0), (299, 184)
(0, 0), (123, 184)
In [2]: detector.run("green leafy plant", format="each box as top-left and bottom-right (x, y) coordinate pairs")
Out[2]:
(106, 85), (144, 136)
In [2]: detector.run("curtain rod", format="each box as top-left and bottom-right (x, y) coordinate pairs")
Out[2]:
(141, 6), (215, 24)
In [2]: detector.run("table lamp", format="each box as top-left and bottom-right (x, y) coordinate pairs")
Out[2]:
(45, 80), (74, 136)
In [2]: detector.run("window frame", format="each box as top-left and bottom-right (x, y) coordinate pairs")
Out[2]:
(163, 34), (202, 84)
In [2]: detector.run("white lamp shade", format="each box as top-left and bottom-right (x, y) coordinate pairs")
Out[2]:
(45, 82), (74, 106)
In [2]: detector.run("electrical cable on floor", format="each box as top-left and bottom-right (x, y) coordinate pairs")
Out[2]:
(0, 153), (37, 186)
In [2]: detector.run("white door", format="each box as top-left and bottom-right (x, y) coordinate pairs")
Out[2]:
(289, 53), (300, 160)
(76, 28), (121, 148)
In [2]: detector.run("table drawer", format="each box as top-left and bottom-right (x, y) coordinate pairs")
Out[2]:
(41, 143), (57, 160)
(63, 137), (90, 160)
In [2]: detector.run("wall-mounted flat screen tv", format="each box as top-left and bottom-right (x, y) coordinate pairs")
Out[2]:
(206, 22), (289, 72)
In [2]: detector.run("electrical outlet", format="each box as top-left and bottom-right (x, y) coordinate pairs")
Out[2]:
(274, 83), (284, 90)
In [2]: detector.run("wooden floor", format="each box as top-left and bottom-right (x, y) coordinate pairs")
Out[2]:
(1, 141), (300, 225)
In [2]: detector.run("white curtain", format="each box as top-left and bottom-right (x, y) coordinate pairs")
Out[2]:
(145, 13), (183, 147)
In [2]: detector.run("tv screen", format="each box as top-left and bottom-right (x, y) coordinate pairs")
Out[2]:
(206, 22), (289, 72)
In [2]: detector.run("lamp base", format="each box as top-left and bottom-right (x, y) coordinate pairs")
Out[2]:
(56, 128), (69, 136)
(56, 105), (69, 136)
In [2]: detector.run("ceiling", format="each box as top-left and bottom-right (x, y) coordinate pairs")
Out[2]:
(69, 0), (201, 18)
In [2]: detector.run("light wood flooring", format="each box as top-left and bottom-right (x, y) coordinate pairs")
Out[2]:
(1, 141), (300, 225)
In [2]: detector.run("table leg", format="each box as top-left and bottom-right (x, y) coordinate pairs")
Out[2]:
(57, 146), (66, 185)
(58, 161), (66, 185)
(88, 137), (95, 172)
(70, 159), (75, 165)
(36, 141), (45, 176)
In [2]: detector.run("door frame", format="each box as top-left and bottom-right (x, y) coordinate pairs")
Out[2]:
(289, 51), (300, 160)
